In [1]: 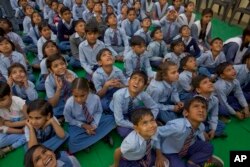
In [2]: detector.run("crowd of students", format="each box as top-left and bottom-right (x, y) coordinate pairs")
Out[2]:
(0, 0), (250, 166)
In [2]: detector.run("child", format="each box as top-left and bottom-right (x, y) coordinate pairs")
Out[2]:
(109, 71), (159, 138)
(155, 96), (224, 167)
(152, 0), (168, 21)
(191, 8), (213, 52)
(117, 5), (128, 27)
(63, 78), (116, 153)
(169, 0), (184, 14)
(147, 26), (168, 68)
(197, 37), (226, 79)
(7, 63), (38, 103)
(23, 4), (34, 35)
(191, 75), (226, 139)
(69, 19), (86, 68)
(117, 0), (131, 15)
(177, 55), (197, 101)
(63, 0), (74, 10)
(134, 17), (152, 45)
(57, 6), (75, 52)
(24, 144), (81, 167)
(36, 40), (60, 91)
(0, 82), (27, 158)
(72, 0), (85, 20)
(15, 0), (27, 31)
(143, 0), (154, 18)
(113, 108), (164, 167)
(177, 1), (196, 28)
(82, 0), (94, 22)
(160, 7), (180, 45)
(104, 13), (129, 60)
(93, 48), (127, 112)
(48, 0), (59, 27)
(214, 62), (250, 120)
(164, 40), (186, 68)
(223, 26), (250, 64)
(45, 54), (77, 118)
(121, 8), (141, 39)
(147, 61), (183, 123)
(79, 23), (105, 79)
(25, 99), (68, 151)
(133, 0), (146, 21)
(124, 35), (154, 78)
(28, 11), (42, 46)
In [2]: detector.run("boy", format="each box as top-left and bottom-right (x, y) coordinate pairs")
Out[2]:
(104, 13), (129, 61)
(82, 0), (94, 22)
(113, 108), (166, 167)
(124, 35), (154, 78)
(72, 0), (85, 20)
(79, 23), (105, 79)
(109, 71), (159, 138)
(156, 96), (224, 167)
(92, 48), (127, 112)
(134, 17), (152, 45)
(214, 62), (250, 120)
(121, 7), (140, 39)
(191, 75), (226, 139)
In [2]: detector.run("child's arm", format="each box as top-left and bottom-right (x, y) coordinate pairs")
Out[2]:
(4, 120), (26, 128)
(113, 148), (122, 167)
(23, 80), (38, 101)
(48, 117), (65, 138)
(155, 149), (167, 167)
(95, 79), (118, 97)
(6, 127), (24, 134)
(26, 120), (38, 149)
(46, 75), (63, 107)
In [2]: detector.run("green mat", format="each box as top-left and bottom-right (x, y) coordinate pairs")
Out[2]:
(0, 15), (248, 167)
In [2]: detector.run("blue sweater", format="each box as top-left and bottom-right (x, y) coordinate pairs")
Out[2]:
(57, 20), (75, 41)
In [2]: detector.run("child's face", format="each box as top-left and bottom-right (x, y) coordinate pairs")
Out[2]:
(0, 39), (12, 53)
(202, 13), (212, 24)
(127, 10), (136, 22)
(19, 0), (28, 7)
(72, 89), (88, 104)
(221, 65), (236, 80)
(32, 13), (42, 25)
(51, 2), (58, 11)
(86, 32), (98, 45)
(141, 18), (151, 28)
(153, 29), (163, 40)
(87, 0), (95, 10)
(128, 74), (146, 94)
(121, 6), (128, 15)
(183, 57), (197, 71)
(108, 14), (117, 26)
(25, 6), (34, 16)
(32, 147), (57, 167)
(196, 78), (214, 94)
(211, 39), (223, 52)
(173, 0), (182, 7)
(0, 20), (10, 32)
(107, 6), (114, 14)
(159, 0), (167, 5)
(132, 44), (146, 55)
(173, 43), (185, 54)
(40, 27), (51, 39)
(134, 114), (157, 139)
(181, 26), (190, 37)
(164, 65), (179, 82)
(134, 2), (141, 9)
(62, 11), (72, 22)
(9, 67), (26, 83)
(186, 3), (194, 12)
(184, 101), (207, 123)
(93, 3), (102, 13)
(0, 95), (12, 109)
(167, 10), (178, 20)
(75, 22), (85, 34)
(44, 43), (58, 57)
(98, 51), (114, 66)
(50, 59), (67, 76)
(28, 111), (50, 129)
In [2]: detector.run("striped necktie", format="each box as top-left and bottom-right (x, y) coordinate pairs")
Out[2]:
(166, 22), (173, 44)
(127, 97), (134, 113)
(113, 29), (118, 46)
(140, 139), (152, 167)
(130, 21), (134, 36)
(82, 103), (94, 124)
(179, 128), (195, 157)
(9, 55), (14, 64)
(135, 56), (141, 71)
(60, 76), (70, 101)
(159, 42), (163, 57)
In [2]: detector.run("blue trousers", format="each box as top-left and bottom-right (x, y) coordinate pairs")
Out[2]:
(164, 140), (213, 167)
(101, 88), (119, 112)
(0, 133), (26, 149)
(53, 98), (66, 118)
(204, 120), (226, 136)
(179, 92), (195, 103)
(150, 60), (162, 69)
(158, 109), (178, 123)
(198, 67), (215, 77)
(58, 41), (71, 52)
(116, 126), (133, 138)
(68, 114), (116, 153)
(35, 74), (46, 91)
(69, 57), (81, 68)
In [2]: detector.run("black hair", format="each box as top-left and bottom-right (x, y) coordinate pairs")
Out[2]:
(241, 26), (250, 51)
(179, 54), (195, 70)
(184, 96), (208, 111)
(127, 7), (136, 15)
(31, 11), (42, 27)
(60, 6), (71, 15)
(210, 37), (223, 45)
(130, 35), (146, 46)
(179, 24), (190, 33)
(23, 4), (33, 13)
(150, 26), (161, 38)
(0, 18), (13, 32)
(96, 48), (112, 61)
(8, 63), (27, 76)
(42, 40), (60, 58)
(106, 13), (116, 23)
(27, 99), (53, 117)
(155, 61), (177, 81)
(170, 39), (184, 51)
(0, 81), (11, 97)
(74, 19), (85, 28)
(191, 75), (209, 90)
(38, 21), (50, 32)
(184, 1), (194, 8)
(46, 53), (66, 69)
(130, 107), (154, 125)
(215, 62), (232, 76)
(0, 27), (5, 36)
(130, 70), (148, 85)
(85, 22), (99, 34)
(71, 78), (90, 92)
(0, 37), (15, 51)
(242, 53), (250, 64)
(201, 8), (213, 17)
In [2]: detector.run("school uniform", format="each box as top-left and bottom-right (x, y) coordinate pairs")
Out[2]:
(109, 0), (120, 13)
(15, 7), (25, 30)
(109, 88), (159, 138)
(147, 40), (168, 68)
(0, 72), (6, 82)
(72, 3), (85, 20)
(82, 8), (93, 22)
(156, 118), (213, 167)
(117, 2), (131, 15)
(64, 94), (116, 153)
(124, 50), (155, 78)
(121, 19), (141, 39)
(176, 36), (201, 57)
(143, 0), (155, 19)
(45, 70), (77, 117)
(24, 117), (69, 151)
(168, 5), (185, 14)
(164, 52), (186, 68)
(92, 66), (127, 112)
(177, 13), (196, 28)
(153, 2), (168, 20)
(37, 34), (57, 61)
(160, 18), (180, 44)
(43, 4), (51, 20)
(79, 39), (105, 75)
(23, 16), (32, 35)
(88, 14), (108, 41)
(146, 79), (181, 123)
(63, 0), (74, 10)
(135, 9), (147, 21)
(56, 151), (81, 167)
(214, 78), (248, 116)
(119, 130), (157, 167)
(28, 25), (40, 45)
(35, 57), (49, 91)
(6, 32), (26, 52)
(134, 28), (152, 46)
(197, 50), (226, 77)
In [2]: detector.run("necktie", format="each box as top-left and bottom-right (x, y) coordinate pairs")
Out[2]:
(130, 21), (134, 36)
(113, 29), (118, 46)
(145, 32), (149, 45)
(82, 103), (94, 124)
(135, 56), (141, 71)
(166, 22), (173, 44)
(60, 76), (70, 101)
(179, 128), (195, 157)
(9, 55), (14, 64)
(159, 42), (163, 57)
(127, 97), (134, 113)
(140, 139), (152, 167)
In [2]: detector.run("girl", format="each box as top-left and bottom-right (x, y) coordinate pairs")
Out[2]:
(143, 0), (155, 18)
(24, 144), (81, 167)
(7, 63), (38, 103)
(63, 78), (116, 153)
(36, 40), (60, 91)
(117, 5), (128, 27)
(191, 8), (213, 52)
(29, 11), (42, 46)
(169, 0), (184, 14)
(177, 1), (196, 28)
(23, 4), (34, 35)
(117, 0), (131, 15)
(146, 61), (184, 123)
(45, 53), (77, 118)
(152, 0), (169, 21)
(25, 99), (68, 151)
(133, 0), (146, 21)
(0, 37), (35, 82)
(0, 82), (27, 158)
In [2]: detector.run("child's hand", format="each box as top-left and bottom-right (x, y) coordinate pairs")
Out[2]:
(104, 79), (117, 88)
(243, 107), (250, 118)
(155, 152), (167, 167)
(54, 74), (63, 90)
(7, 77), (13, 87)
(176, 102), (184, 109)
(173, 105), (181, 112)
(208, 130), (215, 140)
(22, 75), (29, 88)
(26, 119), (33, 130)
(235, 111), (244, 120)
(65, 71), (75, 83)
(203, 132), (209, 141)
(82, 124), (96, 135)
